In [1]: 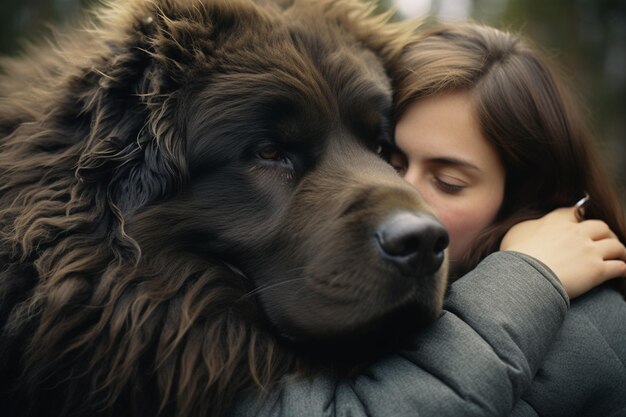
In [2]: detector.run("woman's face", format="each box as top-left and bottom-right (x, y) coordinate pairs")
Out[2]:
(393, 90), (505, 267)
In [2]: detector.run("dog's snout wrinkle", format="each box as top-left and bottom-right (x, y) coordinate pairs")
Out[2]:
(376, 212), (449, 276)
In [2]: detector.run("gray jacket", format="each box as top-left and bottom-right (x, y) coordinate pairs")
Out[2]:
(228, 252), (626, 417)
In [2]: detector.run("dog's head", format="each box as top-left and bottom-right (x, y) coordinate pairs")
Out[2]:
(26, 0), (447, 347)
(0, 0), (450, 413)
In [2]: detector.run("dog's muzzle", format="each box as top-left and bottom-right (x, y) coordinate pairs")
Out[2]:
(375, 211), (449, 277)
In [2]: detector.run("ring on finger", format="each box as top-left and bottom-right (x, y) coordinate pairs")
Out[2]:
(575, 192), (590, 221)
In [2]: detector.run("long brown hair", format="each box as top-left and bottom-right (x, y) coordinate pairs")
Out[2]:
(392, 23), (626, 285)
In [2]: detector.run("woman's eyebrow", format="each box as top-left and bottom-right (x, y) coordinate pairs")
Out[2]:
(431, 157), (482, 172)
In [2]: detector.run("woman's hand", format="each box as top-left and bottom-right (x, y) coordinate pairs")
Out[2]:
(500, 206), (626, 299)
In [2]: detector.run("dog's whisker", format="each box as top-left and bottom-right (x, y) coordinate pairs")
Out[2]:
(234, 277), (308, 304)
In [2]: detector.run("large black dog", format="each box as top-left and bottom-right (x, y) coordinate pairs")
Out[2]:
(0, 0), (448, 415)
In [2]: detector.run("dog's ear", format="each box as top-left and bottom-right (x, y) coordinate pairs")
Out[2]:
(75, 101), (186, 215)
(75, 7), (190, 215)
(75, 0), (267, 214)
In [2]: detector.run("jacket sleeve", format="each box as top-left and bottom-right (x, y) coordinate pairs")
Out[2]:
(511, 285), (626, 417)
(227, 251), (569, 417)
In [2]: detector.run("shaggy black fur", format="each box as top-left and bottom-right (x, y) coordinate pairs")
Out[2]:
(0, 0), (447, 415)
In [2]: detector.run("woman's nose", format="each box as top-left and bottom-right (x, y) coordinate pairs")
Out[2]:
(401, 168), (439, 216)
(401, 165), (419, 187)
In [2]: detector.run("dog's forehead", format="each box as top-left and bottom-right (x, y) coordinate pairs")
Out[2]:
(177, 0), (394, 155)
(292, 29), (393, 108)
(291, 11), (392, 116)
(152, 0), (393, 108)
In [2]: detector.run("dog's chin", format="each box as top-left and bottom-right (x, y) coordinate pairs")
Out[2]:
(257, 261), (447, 346)
(279, 300), (442, 370)
(264, 287), (444, 368)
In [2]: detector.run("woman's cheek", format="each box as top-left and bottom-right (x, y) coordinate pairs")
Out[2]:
(435, 202), (484, 261)
(439, 212), (469, 262)
(412, 185), (487, 261)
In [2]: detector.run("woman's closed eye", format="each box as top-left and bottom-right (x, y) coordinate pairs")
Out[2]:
(433, 174), (467, 194)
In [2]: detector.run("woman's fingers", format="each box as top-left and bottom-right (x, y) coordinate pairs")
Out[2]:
(501, 206), (626, 299)
(602, 260), (626, 281)
(579, 219), (614, 240)
(595, 238), (626, 262)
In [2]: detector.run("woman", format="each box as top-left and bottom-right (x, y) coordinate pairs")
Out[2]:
(230, 23), (626, 416)
(391, 24), (626, 297)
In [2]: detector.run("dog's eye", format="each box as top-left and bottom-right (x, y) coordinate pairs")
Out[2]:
(257, 148), (281, 160)
(255, 146), (294, 170)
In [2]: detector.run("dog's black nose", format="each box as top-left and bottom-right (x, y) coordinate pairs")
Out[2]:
(375, 212), (449, 276)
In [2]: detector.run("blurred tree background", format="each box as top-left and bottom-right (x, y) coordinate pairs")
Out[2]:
(1, 0), (624, 193)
